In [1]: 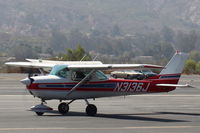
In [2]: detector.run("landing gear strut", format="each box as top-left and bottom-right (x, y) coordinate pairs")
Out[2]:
(85, 99), (97, 116)
(32, 99), (98, 116)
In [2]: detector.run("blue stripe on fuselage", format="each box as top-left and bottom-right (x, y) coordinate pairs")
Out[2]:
(160, 75), (181, 79)
(39, 83), (116, 89)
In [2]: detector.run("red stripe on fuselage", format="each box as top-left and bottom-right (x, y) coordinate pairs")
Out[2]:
(27, 77), (179, 93)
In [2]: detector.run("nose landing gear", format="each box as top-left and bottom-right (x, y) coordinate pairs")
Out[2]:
(31, 103), (53, 116)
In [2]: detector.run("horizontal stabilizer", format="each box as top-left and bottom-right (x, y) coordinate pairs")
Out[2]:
(156, 84), (193, 88)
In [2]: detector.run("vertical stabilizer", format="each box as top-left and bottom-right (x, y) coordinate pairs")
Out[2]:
(160, 51), (188, 75)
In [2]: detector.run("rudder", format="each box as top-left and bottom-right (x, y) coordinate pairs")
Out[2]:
(160, 51), (188, 75)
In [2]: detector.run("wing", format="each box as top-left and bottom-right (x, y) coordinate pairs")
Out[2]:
(5, 60), (163, 70)
(5, 62), (54, 68)
(67, 64), (164, 70)
(5, 59), (103, 68)
(26, 59), (103, 65)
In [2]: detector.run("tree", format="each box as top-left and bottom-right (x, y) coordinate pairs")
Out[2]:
(60, 45), (91, 61)
(189, 51), (200, 61)
(196, 62), (200, 74)
(184, 59), (196, 74)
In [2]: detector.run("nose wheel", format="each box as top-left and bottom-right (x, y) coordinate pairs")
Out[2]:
(36, 112), (44, 116)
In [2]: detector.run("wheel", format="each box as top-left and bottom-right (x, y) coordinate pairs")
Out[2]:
(86, 104), (97, 116)
(58, 102), (69, 115)
(36, 112), (44, 116)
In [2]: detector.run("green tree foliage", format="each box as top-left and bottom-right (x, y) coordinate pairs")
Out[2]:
(59, 45), (91, 61)
(196, 62), (200, 74)
(184, 59), (196, 74)
(189, 51), (200, 61)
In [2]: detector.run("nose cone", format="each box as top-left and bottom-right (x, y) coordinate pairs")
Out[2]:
(20, 78), (31, 85)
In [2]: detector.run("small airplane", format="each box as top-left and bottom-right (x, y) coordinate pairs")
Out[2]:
(5, 51), (190, 116)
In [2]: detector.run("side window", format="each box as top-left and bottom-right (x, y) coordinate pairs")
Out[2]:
(96, 71), (108, 80)
(71, 71), (86, 81)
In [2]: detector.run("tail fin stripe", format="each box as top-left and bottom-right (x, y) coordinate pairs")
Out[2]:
(160, 75), (181, 79)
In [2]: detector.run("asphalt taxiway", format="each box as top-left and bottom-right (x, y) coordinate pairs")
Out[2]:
(0, 74), (200, 133)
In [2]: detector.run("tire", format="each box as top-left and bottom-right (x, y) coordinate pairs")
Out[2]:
(58, 102), (69, 115)
(36, 112), (44, 116)
(86, 104), (97, 116)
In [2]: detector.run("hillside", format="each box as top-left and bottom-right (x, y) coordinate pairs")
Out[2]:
(0, 0), (200, 35)
(0, 0), (200, 64)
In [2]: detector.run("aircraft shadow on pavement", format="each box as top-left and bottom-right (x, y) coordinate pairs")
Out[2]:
(44, 111), (188, 122)
(158, 112), (200, 116)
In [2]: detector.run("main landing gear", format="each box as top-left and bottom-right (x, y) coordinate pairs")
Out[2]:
(85, 99), (97, 116)
(58, 99), (97, 116)
(32, 99), (97, 116)
(58, 99), (75, 115)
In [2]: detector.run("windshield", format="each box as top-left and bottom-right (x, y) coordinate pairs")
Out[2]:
(50, 65), (69, 78)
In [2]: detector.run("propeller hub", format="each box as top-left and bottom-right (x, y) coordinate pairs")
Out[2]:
(20, 78), (31, 85)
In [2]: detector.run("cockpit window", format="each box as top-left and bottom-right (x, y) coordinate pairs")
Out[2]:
(96, 70), (108, 80)
(71, 71), (86, 81)
(50, 65), (69, 78)
(71, 70), (108, 81)
(71, 70), (89, 81)
(50, 65), (108, 81)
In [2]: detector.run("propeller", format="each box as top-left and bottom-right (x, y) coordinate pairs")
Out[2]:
(28, 69), (35, 84)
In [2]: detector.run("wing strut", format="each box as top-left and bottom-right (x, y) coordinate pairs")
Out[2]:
(66, 69), (96, 97)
